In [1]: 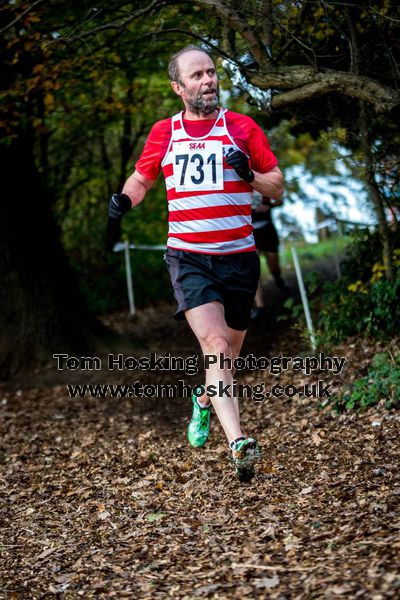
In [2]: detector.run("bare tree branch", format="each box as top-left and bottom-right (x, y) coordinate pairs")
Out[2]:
(193, 0), (271, 69)
(191, 0), (399, 113)
(0, 0), (44, 35)
(269, 70), (399, 114)
(137, 27), (240, 63)
(43, 0), (399, 114)
(51, 0), (165, 45)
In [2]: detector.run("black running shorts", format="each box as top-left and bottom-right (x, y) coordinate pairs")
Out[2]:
(253, 222), (279, 253)
(164, 248), (260, 331)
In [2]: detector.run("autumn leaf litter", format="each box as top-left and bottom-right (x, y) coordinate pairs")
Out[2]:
(1, 303), (400, 599)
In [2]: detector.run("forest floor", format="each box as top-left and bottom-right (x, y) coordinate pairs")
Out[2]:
(1, 258), (400, 599)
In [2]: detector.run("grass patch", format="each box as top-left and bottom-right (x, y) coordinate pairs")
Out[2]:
(327, 351), (400, 412)
(280, 236), (349, 272)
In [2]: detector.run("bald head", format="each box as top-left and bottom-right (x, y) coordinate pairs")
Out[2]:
(169, 45), (219, 117)
(168, 45), (211, 83)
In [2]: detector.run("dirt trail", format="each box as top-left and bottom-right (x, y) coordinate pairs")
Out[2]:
(1, 261), (399, 598)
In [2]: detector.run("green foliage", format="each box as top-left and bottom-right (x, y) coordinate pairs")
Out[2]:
(339, 228), (389, 281)
(314, 229), (400, 343)
(317, 274), (400, 343)
(58, 179), (173, 314)
(285, 229), (400, 345)
(279, 296), (303, 322)
(328, 352), (400, 412)
(281, 237), (349, 267)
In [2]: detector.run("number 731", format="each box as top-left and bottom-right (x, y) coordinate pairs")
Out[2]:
(175, 153), (217, 185)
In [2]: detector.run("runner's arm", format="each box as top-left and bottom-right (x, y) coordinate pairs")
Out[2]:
(254, 196), (283, 213)
(268, 197), (283, 208)
(251, 166), (284, 201)
(122, 170), (155, 207)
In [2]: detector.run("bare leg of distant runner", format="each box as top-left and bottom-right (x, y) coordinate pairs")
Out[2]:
(254, 278), (264, 309)
(266, 251), (280, 277)
(254, 251), (289, 312)
(254, 250), (265, 309)
(266, 251), (291, 298)
(185, 301), (246, 443)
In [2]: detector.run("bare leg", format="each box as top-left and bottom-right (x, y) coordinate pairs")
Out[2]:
(197, 324), (246, 421)
(266, 251), (280, 274)
(185, 301), (247, 443)
(254, 278), (264, 308)
(266, 251), (291, 297)
(225, 326), (247, 420)
(196, 324), (246, 420)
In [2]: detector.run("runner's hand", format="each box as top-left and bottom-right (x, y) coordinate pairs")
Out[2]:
(225, 150), (254, 183)
(108, 193), (132, 219)
(106, 193), (132, 251)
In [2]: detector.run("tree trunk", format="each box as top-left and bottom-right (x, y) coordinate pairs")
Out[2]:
(346, 5), (393, 279)
(359, 104), (394, 280)
(0, 128), (102, 379)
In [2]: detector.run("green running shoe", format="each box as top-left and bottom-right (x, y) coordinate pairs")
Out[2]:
(231, 438), (261, 482)
(187, 390), (211, 448)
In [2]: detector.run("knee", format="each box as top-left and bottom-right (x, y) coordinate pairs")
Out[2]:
(202, 333), (232, 359)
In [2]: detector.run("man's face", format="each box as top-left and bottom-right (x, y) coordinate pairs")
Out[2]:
(173, 51), (219, 115)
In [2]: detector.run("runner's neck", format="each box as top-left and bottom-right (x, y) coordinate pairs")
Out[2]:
(182, 108), (220, 121)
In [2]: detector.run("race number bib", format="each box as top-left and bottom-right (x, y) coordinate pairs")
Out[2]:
(172, 140), (224, 192)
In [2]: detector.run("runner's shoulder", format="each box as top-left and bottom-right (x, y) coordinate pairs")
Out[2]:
(225, 109), (260, 130)
(148, 117), (173, 139)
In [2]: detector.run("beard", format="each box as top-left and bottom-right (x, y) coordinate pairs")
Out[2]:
(183, 83), (220, 115)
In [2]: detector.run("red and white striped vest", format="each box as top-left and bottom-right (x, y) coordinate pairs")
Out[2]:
(161, 108), (255, 254)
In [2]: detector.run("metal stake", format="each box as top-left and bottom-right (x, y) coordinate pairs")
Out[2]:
(291, 246), (316, 351)
(124, 240), (135, 316)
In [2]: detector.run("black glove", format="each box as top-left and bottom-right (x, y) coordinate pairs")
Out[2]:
(106, 193), (132, 252)
(108, 193), (132, 219)
(225, 150), (255, 183)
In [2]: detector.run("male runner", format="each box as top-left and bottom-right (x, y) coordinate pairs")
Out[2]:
(251, 192), (291, 319)
(108, 45), (284, 481)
